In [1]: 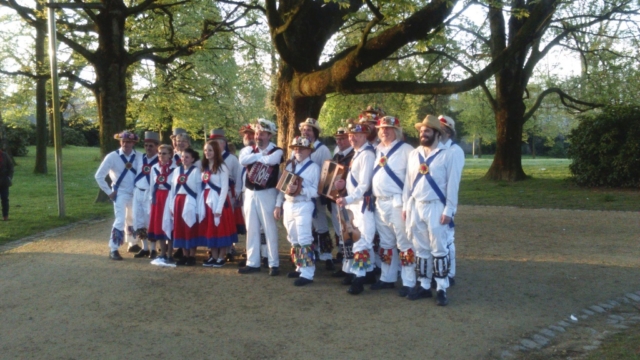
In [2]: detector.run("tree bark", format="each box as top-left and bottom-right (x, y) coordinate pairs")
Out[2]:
(484, 96), (527, 181)
(34, 4), (48, 174)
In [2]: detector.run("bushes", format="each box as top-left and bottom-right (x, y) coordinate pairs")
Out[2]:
(4, 125), (35, 157)
(62, 127), (88, 146)
(568, 106), (640, 187)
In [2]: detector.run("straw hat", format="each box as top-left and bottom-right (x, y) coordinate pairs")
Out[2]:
(414, 114), (441, 133)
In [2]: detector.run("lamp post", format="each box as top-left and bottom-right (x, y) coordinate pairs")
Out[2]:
(46, 1), (104, 217)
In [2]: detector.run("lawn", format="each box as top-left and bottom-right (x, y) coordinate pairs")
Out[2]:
(0, 147), (638, 246)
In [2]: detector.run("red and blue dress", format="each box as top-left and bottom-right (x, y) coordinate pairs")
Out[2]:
(147, 162), (175, 242)
(197, 165), (238, 248)
(163, 164), (201, 249)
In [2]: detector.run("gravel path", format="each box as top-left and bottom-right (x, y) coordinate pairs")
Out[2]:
(0, 206), (638, 359)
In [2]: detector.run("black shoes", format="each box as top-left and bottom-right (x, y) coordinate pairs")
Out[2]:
(203, 258), (217, 267)
(127, 244), (142, 253)
(176, 257), (188, 266)
(363, 271), (377, 284)
(269, 267), (280, 276)
(347, 277), (365, 295)
(294, 277), (313, 286)
(238, 266), (260, 274)
(341, 274), (354, 285)
(149, 250), (157, 259)
(436, 290), (448, 306)
(287, 271), (301, 278)
(370, 280), (395, 290)
(109, 250), (123, 260)
(186, 256), (196, 266)
(262, 257), (269, 268)
(173, 248), (184, 259)
(398, 286), (411, 297)
(407, 286), (433, 301)
(331, 270), (347, 278)
(134, 250), (150, 258)
(212, 259), (226, 268)
(325, 259), (335, 271)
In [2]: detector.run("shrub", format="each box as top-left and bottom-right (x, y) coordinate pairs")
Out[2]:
(3, 125), (35, 157)
(62, 127), (88, 146)
(568, 106), (640, 187)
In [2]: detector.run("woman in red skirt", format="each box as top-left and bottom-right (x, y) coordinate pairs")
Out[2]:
(148, 144), (176, 263)
(198, 140), (238, 268)
(165, 148), (201, 266)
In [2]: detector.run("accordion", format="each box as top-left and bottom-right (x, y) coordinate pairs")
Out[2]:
(318, 160), (348, 201)
(247, 162), (273, 187)
(276, 170), (303, 196)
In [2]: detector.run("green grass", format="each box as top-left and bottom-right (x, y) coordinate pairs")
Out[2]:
(585, 323), (640, 360)
(0, 146), (113, 245)
(1, 148), (638, 246)
(461, 156), (640, 211)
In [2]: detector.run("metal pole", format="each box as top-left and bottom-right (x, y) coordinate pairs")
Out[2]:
(47, 0), (66, 217)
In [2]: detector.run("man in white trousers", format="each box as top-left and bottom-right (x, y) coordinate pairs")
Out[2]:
(132, 131), (159, 259)
(334, 121), (376, 295)
(274, 136), (320, 286)
(371, 116), (416, 293)
(238, 119), (283, 276)
(403, 115), (461, 306)
(95, 131), (141, 260)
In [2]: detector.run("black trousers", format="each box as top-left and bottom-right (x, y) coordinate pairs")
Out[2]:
(0, 185), (8, 218)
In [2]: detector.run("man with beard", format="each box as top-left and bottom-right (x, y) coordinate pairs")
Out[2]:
(274, 136), (320, 286)
(238, 119), (283, 276)
(437, 115), (465, 286)
(402, 115), (461, 306)
(371, 116), (415, 291)
(329, 126), (354, 278)
(298, 118), (334, 271)
(334, 121), (376, 295)
(132, 131), (160, 259)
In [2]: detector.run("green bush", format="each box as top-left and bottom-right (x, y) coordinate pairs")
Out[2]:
(62, 127), (88, 146)
(568, 106), (640, 187)
(4, 125), (35, 157)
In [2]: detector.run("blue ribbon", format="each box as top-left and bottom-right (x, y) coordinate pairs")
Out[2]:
(372, 141), (405, 190)
(112, 151), (137, 201)
(175, 166), (197, 199)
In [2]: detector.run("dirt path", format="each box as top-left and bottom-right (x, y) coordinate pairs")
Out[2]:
(0, 206), (638, 359)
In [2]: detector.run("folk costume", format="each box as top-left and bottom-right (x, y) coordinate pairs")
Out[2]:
(238, 119), (283, 272)
(163, 164), (201, 250)
(339, 123), (376, 287)
(329, 128), (354, 266)
(438, 115), (465, 283)
(298, 118), (334, 266)
(95, 131), (140, 258)
(403, 115), (461, 306)
(197, 163), (238, 249)
(132, 131), (160, 256)
(371, 116), (416, 289)
(276, 137), (321, 285)
(147, 160), (176, 243)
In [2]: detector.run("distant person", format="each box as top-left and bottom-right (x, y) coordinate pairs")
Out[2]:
(170, 128), (187, 166)
(0, 148), (14, 221)
(95, 131), (140, 260)
(132, 131), (159, 259)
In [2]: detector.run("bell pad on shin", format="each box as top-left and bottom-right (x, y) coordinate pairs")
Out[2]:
(433, 255), (450, 278)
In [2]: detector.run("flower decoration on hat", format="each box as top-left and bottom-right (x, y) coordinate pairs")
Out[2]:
(438, 115), (456, 133)
(254, 118), (277, 134)
(334, 127), (348, 137)
(376, 116), (400, 128)
(289, 136), (314, 150)
(239, 124), (254, 134)
(347, 121), (370, 134)
(359, 106), (386, 123)
(298, 117), (321, 133)
(114, 131), (139, 142)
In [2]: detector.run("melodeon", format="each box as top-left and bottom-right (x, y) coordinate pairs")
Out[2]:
(247, 162), (273, 187)
(276, 170), (303, 196)
(318, 160), (348, 201)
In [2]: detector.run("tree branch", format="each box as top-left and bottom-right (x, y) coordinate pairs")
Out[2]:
(355, 0), (384, 57)
(522, 87), (604, 122)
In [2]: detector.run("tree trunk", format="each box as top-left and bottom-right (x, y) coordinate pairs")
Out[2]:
(530, 135), (536, 159)
(274, 63), (326, 155)
(34, 9), (48, 174)
(484, 104), (527, 181)
(478, 137), (482, 158)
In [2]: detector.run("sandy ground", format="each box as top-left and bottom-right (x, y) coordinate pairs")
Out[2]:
(0, 206), (639, 359)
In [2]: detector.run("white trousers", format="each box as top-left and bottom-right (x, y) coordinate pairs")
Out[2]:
(447, 226), (456, 278)
(132, 187), (150, 231)
(410, 200), (449, 291)
(243, 188), (279, 268)
(313, 197), (332, 260)
(345, 202), (374, 277)
(109, 190), (134, 251)
(374, 197), (416, 286)
(284, 200), (315, 280)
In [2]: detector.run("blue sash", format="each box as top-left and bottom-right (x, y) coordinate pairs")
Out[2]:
(202, 171), (222, 195)
(372, 141), (405, 190)
(151, 167), (173, 204)
(113, 150), (137, 200)
(411, 149), (453, 227)
(134, 155), (158, 185)
(173, 153), (182, 166)
(222, 151), (230, 161)
(294, 159), (313, 176)
(348, 146), (376, 213)
(175, 166), (197, 199)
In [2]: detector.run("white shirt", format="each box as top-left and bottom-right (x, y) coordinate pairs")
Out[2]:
(371, 139), (414, 197)
(402, 144), (459, 217)
(344, 145), (375, 205)
(222, 151), (243, 196)
(333, 146), (353, 157)
(238, 145), (254, 191)
(276, 157), (320, 207)
(146, 162), (176, 204)
(95, 149), (139, 195)
(311, 139), (332, 168)
(200, 164), (229, 215)
(239, 143), (283, 166)
(134, 153), (159, 190)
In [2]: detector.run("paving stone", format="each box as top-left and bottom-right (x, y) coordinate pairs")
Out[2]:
(539, 329), (555, 338)
(583, 345), (598, 351)
(520, 339), (540, 350)
(630, 316), (640, 321)
(636, 290), (640, 297)
(599, 303), (614, 310)
(620, 297), (631, 304)
(586, 327), (598, 335)
(608, 299), (620, 307)
(500, 350), (516, 359)
(606, 319), (619, 325)
(608, 314), (625, 321)
(511, 345), (524, 353)
(582, 309), (595, 316)
(612, 324), (629, 330)
(589, 305), (605, 313)
(591, 340), (602, 346)
(549, 325), (566, 333)
(532, 334), (550, 346)
(579, 315), (589, 320)
(558, 320), (572, 327)
(625, 293), (640, 302)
